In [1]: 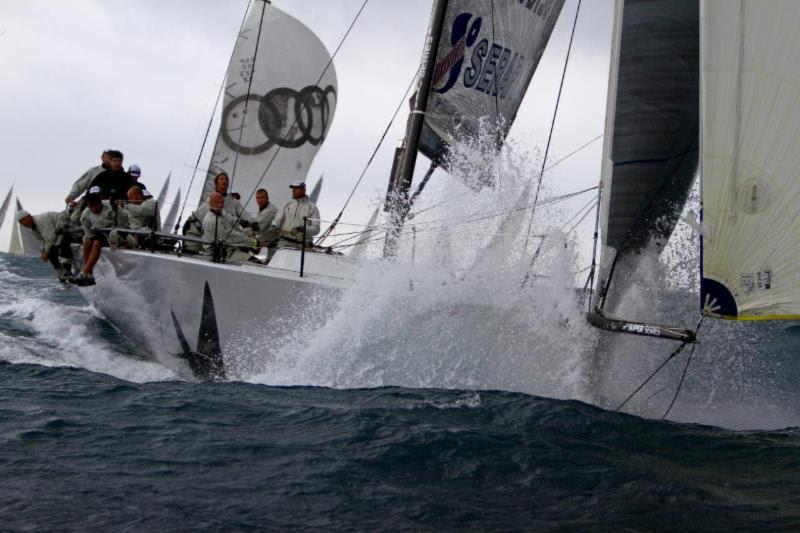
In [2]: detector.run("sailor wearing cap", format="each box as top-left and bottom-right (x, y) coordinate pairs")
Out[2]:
(73, 186), (129, 285)
(17, 209), (74, 281)
(270, 180), (320, 247)
(127, 164), (150, 197)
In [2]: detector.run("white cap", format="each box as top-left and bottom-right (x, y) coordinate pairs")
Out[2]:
(289, 181), (306, 188)
(142, 189), (153, 198)
(16, 209), (30, 222)
(129, 164), (141, 177)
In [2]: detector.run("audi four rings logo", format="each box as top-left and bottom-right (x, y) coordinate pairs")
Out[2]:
(221, 85), (337, 155)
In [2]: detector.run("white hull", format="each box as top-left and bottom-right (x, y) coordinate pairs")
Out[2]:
(80, 248), (354, 380)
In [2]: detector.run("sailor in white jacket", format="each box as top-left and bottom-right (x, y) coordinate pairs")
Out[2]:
(254, 188), (279, 243)
(202, 192), (261, 262)
(17, 209), (73, 278)
(271, 181), (320, 247)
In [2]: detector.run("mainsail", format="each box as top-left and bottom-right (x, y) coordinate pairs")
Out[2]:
(700, 0), (800, 320)
(200, 1), (337, 211)
(595, 0), (699, 309)
(418, 0), (564, 166)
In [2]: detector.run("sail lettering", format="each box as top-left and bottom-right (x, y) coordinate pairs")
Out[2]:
(434, 11), (521, 100)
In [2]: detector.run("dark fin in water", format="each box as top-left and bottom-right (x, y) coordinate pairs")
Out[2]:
(169, 282), (226, 382)
(170, 310), (193, 355)
(196, 282), (225, 381)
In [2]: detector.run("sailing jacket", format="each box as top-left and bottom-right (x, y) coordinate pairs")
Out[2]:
(29, 211), (68, 251)
(80, 203), (129, 241)
(202, 209), (257, 255)
(90, 169), (138, 202)
(222, 193), (253, 225)
(68, 164), (106, 199)
(255, 202), (278, 241)
(272, 196), (320, 241)
(122, 198), (160, 230)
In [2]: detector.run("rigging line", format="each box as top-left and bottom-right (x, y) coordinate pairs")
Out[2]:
(409, 185), (598, 228)
(224, 0), (370, 241)
(176, 0), (253, 232)
(615, 316), (704, 413)
(585, 182), (602, 312)
(489, 0), (502, 191)
(564, 198), (597, 235)
(523, 0), (583, 250)
(662, 316), (706, 419)
(316, 68), (419, 245)
(543, 133), (603, 173)
(521, 194), (594, 288)
(229, 0), (268, 194)
(405, 128), (601, 219)
(614, 343), (689, 413)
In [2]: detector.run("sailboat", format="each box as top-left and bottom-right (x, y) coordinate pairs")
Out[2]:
(75, 1), (350, 381)
(0, 188), (41, 257)
(587, 0), (800, 405)
(74, 0), (567, 381)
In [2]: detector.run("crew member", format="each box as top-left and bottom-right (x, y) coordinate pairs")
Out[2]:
(271, 181), (320, 247)
(90, 150), (137, 202)
(121, 186), (160, 248)
(16, 209), (74, 281)
(253, 188), (278, 244)
(202, 192), (262, 262)
(73, 186), (129, 286)
(212, 172), (253, 225)
(127, 164), (150, 196)
(65, 149), (111, 205)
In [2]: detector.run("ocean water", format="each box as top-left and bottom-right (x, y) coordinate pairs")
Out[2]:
(2, 253), (800, 530)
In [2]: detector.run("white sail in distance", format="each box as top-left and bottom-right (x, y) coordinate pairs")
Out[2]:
(700, 0), (800, 320)
(200, 1), (337, 211)
(418, 0), (564, 172)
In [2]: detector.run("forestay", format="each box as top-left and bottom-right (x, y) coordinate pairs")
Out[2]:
(200, 1), (337, 211)
(700, 0), (800, 320)
(418, 0), (564, 169)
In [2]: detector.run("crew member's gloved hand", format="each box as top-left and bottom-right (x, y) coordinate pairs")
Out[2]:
(250, 222), (260, 233)
(294, 226), (305, 233)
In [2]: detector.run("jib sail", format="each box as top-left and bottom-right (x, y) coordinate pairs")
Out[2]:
(200, 2), (338, 210)
(700, 0), (800, 320)
(595, 0), (699, 309)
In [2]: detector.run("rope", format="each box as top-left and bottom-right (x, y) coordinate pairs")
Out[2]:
(229, 0), (268, 193)
(662, 316), (706, 419)
(522, 0), (583, 250)
(224, 0), (370, 242)
(615, 315), (706, 413)
(316, 68), (418, 245)
(175, 0), (253, 232)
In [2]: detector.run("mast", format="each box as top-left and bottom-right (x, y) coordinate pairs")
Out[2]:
(383, 0), (448, 257)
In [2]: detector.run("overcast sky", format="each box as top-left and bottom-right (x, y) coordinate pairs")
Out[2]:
(0, 0), (612, 262)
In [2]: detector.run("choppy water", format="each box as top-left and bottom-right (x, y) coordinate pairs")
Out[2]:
(2, 253), (800, 530)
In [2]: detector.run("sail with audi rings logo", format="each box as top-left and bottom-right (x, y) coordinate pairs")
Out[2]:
(417, 0), (564, 168)
(200, 1), (337, 210)
(699, 0), (800, 320)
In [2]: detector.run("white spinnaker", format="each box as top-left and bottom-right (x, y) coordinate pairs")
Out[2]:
(201, 2), (337, 211)
(701, 0), (800, 319)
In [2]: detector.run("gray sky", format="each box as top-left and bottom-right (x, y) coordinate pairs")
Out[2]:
(0, 0), (612, 262)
